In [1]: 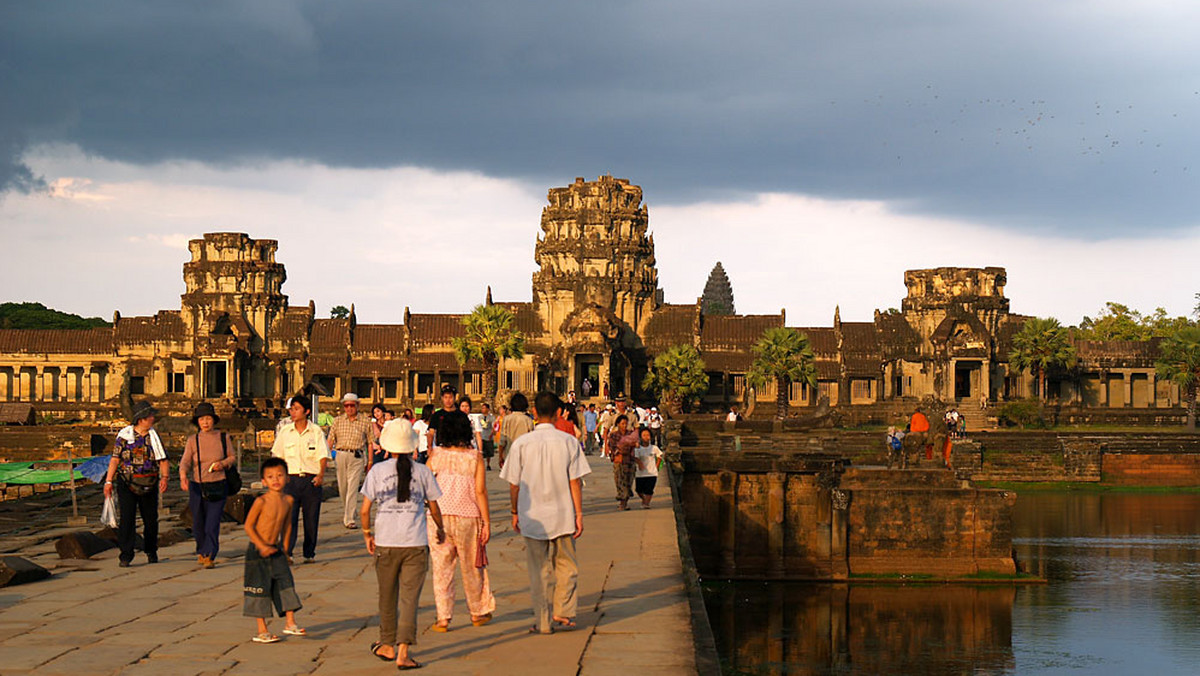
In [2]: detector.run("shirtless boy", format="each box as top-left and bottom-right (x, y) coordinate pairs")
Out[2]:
(243, 457), (305, 643)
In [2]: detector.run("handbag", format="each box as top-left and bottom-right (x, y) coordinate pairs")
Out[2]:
(190, 432), (242, 499)
(474, 527), (489, 568)
(124, 474), (158, 496)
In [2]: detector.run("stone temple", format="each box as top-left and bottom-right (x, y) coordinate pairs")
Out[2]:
(0, 175), (1183, 419)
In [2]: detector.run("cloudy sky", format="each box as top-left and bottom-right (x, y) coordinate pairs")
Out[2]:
(1, 1), (1197, 326)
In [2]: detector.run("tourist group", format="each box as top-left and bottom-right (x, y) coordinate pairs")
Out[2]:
(101, 385), (663, 670)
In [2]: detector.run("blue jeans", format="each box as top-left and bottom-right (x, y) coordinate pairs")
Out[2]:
(188, 482), (227, 558)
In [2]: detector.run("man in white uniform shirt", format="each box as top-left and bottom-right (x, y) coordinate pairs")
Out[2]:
(500, 391), (591, 634)
(270, 395), (331, 563)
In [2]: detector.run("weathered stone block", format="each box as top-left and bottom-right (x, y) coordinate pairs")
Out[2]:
(0, 556), (51, 587)
(56, 530), (117, 559)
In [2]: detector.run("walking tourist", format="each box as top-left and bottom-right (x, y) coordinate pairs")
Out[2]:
(477, 402), (496, 470)
(427, 384), (459, 449)
(361, 418), (446, 670)
(905, 407), (931, 469)
(370, 404), (389, 469)
(633, 427), (664, 509)
(458, 395), (482, 450)
(180, 401), (238, 568)
(103, 400), (169, 567)
(425, 411), (495, 631)
(327, 393), (378, 530)
(242, 457), (305, 643)
(413, 405), (432, 463)
(605, 414), (638, 510)
(583, 403), (598, 455)
(271, 395), (330, 563)
(501, 392), (591, 634)
(647, 406), (664, 446)
(497, 391), (536, 468)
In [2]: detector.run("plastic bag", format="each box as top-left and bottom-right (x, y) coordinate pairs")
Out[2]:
(101, 494), (117, 528)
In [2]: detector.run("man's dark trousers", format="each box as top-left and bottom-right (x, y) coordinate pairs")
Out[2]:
(285, 474), (322, 559)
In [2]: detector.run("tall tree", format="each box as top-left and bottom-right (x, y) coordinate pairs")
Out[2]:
(1010, 317), (1076, 401)
(1156, 325), (1200, 431)
(701, 262), (735, 315)
(1076, 302), (1190, 340)
(644, 344), (709, 414)
(452, 304), (525, 404)
(330, 305), (350, 319)
(747, 327), (817, 420)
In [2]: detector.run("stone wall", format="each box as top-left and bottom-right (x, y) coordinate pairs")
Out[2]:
(675, 452), (1015, 579)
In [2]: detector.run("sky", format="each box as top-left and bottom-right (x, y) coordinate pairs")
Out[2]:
(1, 1), (1198, 326)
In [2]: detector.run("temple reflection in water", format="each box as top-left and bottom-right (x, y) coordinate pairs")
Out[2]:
(704, 583), (1016, 675)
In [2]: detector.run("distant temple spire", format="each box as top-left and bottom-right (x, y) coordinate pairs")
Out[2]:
(701, 262), (735, 315)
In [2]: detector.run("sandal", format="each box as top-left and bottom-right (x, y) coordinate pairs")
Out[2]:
(397, 659), (422, 670)
(471, 613), (493, 627)
(552, 618), (577, 631)
(370, 642), (393, 662)
(429, 621), (450, 633)
(282, 625), (307, 636)
(252, 632), (281, 644)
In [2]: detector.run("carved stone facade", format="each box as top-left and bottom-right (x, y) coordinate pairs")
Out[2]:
(0, 176), (1184, 417)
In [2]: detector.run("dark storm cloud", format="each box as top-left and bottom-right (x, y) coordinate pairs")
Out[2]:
(3, 0), (1198, 234)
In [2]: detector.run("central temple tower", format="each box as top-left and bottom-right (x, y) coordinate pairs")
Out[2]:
(532, 175), (661, 343)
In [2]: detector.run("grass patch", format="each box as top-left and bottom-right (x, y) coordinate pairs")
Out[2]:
(976, 481), (1200, 494)
(849, 572), (935, 581)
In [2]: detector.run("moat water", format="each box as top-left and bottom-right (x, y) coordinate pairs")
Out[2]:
(703, 492), (1200, 675)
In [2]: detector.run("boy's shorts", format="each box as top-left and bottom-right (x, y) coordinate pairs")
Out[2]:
(635, 476), (657, 496)
(243, 544), (302, 618)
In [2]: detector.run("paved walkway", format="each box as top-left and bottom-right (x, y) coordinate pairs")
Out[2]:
(0, 458), (699, 675)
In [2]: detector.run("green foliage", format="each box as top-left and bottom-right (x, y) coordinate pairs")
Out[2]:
(452, 304), (525, 367)
(1076, 302), (1191, 340)
(0, 302), (110, 330)
(330, 305), (350, 319)
(1156, 325), (1200, 429)
(644, 344), (708, 412)
(996, 398), (1049, 428)
(748, 327), (817, 419)
(1010, 317), (1076, 400)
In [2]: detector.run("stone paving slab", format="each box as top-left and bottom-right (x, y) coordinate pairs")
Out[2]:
(0, 459), (700, 674)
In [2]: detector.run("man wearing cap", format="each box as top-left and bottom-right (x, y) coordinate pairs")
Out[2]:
(326, 393), (378, 529)
(271, 395), (331, 563)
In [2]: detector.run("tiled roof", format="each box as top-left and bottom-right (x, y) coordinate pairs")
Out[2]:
(994, 315), (1028, 361)
(841, 322), (882, 376)
(113, 311), (185, 344)
(699, 314), (783, 350)
(799, 327), (837, 357)
(271, 306), (312, 343)
(310, 319), (350, 350)
(353, 325), (407, 354)
(405, 352), (466, 371)
(493, 302), (544, 336)
(305, 355), (348, 374)
(699, 351), (754, 372)
(643, 304), (697, 351)
(408, 314), (465, 348)
(815, 360), (840, 380)
(348, 358), (408, 377)
(874, 312), (920, 359)
(0, 328), (114, 355)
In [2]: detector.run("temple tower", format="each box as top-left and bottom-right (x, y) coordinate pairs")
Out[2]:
(180, 233), (288, 352)
(532, 176), (661, 342)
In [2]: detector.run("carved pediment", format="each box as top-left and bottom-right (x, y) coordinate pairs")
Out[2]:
(560, 303), (624, 344)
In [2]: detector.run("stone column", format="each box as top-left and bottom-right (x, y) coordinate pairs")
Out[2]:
(767, 472), (786, 578)
(1099, 370), (1109, 407)
(60, 370), (70, 402)
(0, 368), (9, 402)
(980, 359), (991, 403)
(830, 488), (850, 580)
(34, 367), (44, 402)
(1124, 371), (1133, 408)
(1149, 372), (1157, 408)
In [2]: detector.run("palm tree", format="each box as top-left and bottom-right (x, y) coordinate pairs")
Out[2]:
(1010, 317), (1076, 401)
(644, 344), (709, 414)
(451, 304), (525, 404)
(747, 327), (817, 420)
(1156, 326), (1200, 431)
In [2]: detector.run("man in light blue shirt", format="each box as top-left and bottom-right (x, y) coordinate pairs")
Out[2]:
(582, 404), (599, 455)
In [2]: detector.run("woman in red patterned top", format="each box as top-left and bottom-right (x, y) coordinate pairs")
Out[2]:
(426, 411), (495, 631)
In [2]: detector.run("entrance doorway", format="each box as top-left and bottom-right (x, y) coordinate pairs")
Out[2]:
(203, 361), (228, 398)
(575, 355), (602, 399)
(954, 361), (980, 400)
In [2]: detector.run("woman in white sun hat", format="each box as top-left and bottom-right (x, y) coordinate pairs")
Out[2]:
(360, 418), (446, 670)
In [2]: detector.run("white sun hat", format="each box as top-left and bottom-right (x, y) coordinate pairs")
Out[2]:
(379, 418), (419, 455)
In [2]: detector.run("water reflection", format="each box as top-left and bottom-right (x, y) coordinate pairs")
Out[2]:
(703, 583), (1015, 675)
(705, 493), (1200, 675)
